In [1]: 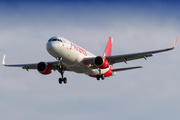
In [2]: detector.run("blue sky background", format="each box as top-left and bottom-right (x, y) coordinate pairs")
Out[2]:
(0, 0), (180, 120)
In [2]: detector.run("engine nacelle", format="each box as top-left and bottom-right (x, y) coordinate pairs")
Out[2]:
(37, 62), (51, 75)
(94, 56), (109, 69)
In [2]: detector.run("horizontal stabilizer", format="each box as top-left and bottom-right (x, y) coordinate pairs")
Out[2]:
(112, 66), (142, 72)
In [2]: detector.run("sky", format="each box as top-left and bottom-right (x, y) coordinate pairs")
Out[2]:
(0, 0), (180, 120)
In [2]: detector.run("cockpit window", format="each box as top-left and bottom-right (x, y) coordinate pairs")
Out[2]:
(48, 39), (63, 42)
(58, 39), (63, 42)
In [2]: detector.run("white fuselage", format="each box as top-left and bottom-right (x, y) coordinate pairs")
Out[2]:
(46, 36), (110, 76)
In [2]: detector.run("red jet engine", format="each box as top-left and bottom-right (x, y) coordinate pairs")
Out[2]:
(94, 56), (109, 69)
(37, 62), (51, 75)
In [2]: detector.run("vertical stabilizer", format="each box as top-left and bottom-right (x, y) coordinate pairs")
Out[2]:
(104, 37), (113, 56)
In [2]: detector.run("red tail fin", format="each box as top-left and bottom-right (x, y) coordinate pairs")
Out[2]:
(104, 37), (113, 56)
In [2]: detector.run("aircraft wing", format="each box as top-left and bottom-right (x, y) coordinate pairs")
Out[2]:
(83, 38), (177, 65)
(2, 55), (71, 71)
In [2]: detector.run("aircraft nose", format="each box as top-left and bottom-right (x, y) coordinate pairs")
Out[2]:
(46, 41), (54, 51)
(46, 41), (59, 56)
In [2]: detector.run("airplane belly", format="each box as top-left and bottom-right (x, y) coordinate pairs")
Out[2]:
(64, 61), (109, 76)
(86, 68), (109, 76)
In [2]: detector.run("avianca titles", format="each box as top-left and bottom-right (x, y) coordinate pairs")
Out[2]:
(2, 36), (177, 84)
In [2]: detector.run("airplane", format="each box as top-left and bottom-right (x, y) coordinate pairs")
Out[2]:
(2, 36), (177, 84)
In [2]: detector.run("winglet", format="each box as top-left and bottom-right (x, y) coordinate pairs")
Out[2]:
(173, 37), (177, 48)
(2, 55), (5, 65)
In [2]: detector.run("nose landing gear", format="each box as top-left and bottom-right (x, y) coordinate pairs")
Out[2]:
(59, 77), (67, 84)
(57, 57), (67, 84)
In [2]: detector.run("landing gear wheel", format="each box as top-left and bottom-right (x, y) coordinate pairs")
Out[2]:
(59, 78), (62, 84)
(63, 77), (67, 84)
(101, 74), (105, 80)
(96, 75), (100, 80)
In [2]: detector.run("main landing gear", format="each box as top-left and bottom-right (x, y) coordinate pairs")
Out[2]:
(57, 57), (67, 84)
(96, 68), (105, 80)
(96, 74), (105, 80)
